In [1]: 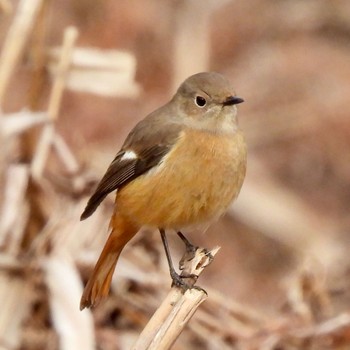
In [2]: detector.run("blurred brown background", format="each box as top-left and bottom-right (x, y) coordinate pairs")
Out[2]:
(1, 0), (350, 349)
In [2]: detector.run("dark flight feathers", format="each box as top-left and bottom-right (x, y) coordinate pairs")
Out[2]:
(80, 144), (171, 220)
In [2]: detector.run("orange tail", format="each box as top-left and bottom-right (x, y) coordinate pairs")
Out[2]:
(80, 213), (138, 310)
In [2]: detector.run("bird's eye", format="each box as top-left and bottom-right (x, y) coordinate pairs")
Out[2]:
(195, 96), (207, 107)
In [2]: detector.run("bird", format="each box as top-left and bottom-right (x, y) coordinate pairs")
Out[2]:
(79, 72), (247, 310)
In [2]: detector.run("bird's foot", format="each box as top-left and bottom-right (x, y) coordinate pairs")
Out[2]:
(170, 269), (207, 294)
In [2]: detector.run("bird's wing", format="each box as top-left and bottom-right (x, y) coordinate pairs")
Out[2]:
(80, 115), (182, 220)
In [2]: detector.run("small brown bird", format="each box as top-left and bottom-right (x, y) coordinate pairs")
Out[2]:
(80, 72), (247, 310)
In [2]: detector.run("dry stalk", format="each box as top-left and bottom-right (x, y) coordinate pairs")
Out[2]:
(0, 165), (29, 251)
(132, 245), (220, 350)
(47, 27), (79, 122)
(292, 312), (350, 340)
(31, 26), (78, 180)
(0, 0), (44, 210)
(1, 110), (47, 137)
(0, 2), (47, 347)
(48, 47), (140, 97)
(0, 0), (44, 107)
(45, 254), (95, 350)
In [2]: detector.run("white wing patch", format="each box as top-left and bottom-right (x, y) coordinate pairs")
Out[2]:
(121, 150), (137, 161)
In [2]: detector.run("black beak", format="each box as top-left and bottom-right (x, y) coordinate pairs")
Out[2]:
(223, 96), (244, 106)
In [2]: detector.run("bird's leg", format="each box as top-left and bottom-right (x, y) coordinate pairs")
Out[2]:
(177, 231), (198, 274)
(176, 231), (209, 294)
(159, 229), (191, 290)
(177, 231), (198, 256)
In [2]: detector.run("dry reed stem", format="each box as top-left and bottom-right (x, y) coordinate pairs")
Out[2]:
(31, 26), (78, 180)
(133, 246), (220, 350)
(47, 27), (79, 122)
(0, 0), (43, 208)
(0, 165), (29, 251)
(48, 47), (140, 97)
(0, 0), (43, 107)
(0, 3), (47, 346)
(52, 133), (80, 174)
(2, 110), (47, 137)
(45, 254), (95, 350)
(0, 274), (32, 349)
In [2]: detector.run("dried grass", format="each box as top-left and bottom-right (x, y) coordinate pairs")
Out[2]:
(1, 1), (350, 350)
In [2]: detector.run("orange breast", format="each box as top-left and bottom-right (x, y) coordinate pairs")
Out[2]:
(116, 129), (246, 229)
